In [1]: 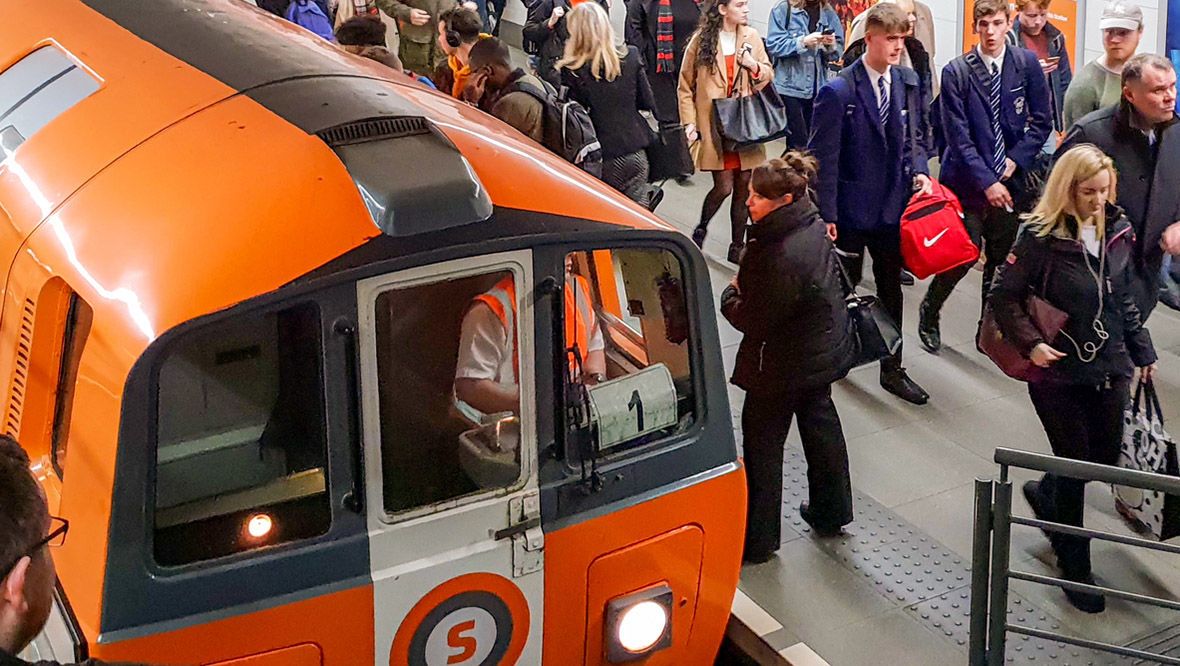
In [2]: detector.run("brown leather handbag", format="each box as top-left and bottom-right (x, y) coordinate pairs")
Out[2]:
(977, 257), (1069, 382)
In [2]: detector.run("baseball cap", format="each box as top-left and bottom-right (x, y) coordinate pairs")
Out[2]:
(1100, 1), (1143, 31)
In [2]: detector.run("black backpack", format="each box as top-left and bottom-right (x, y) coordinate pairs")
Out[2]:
(507, 77), (603, 178)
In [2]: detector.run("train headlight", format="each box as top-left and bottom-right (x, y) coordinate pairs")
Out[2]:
(245, 513), (274, 540)
(604, 585), (673, 663)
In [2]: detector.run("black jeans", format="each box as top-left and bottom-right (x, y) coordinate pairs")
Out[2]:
(924, 204), (1021, 316)
(650, 72), (681, 127)
(1027, 378), (1130, 576)
(781, 94), (815, 149)
(836, 225), (904, 364)
(742, 384), (853, 558)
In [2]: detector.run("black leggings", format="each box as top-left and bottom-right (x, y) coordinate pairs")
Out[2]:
(697, 168), (751, 246)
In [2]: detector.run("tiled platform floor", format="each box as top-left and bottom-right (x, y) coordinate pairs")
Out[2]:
(654, 160), (1180, 665)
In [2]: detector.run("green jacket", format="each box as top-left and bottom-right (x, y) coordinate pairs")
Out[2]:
(375, 0), (461, 44)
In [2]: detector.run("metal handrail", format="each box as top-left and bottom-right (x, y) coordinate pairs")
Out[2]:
(995, 447), (1180, 495)
(969, 447), (1180, 666)
(1012, 515), (1180, 556)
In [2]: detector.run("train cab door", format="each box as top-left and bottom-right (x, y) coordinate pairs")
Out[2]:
(355, 250), (543, 666)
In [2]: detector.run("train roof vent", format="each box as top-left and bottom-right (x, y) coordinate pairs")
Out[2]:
(316, 116), (429, 146)
(316, 116), (493, 237)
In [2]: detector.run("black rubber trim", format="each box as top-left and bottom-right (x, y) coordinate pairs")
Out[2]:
(79, 0), (360, 92)
(53, 581), (89, 662)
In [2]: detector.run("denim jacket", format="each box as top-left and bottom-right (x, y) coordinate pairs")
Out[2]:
(766, 1), (844, 99)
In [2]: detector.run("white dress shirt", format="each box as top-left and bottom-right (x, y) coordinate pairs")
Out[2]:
(978, 45), (1007, 76)
(864, 62), (893, 108)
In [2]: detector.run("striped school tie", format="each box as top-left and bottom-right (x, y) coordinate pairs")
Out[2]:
(878, 76), (889, 127)
(989, 62), (1006, 177)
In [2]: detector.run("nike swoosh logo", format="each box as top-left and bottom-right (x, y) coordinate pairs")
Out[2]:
(923, 229), (949, 247)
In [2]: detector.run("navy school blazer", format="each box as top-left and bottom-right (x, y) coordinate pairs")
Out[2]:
(808, 58), (930, 231)
(938, 46), (1052, 209)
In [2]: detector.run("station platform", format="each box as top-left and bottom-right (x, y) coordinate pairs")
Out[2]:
(648, 164), (1180, 665)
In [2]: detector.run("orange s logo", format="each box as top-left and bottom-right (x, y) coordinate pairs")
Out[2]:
(446, 619), (478, 664)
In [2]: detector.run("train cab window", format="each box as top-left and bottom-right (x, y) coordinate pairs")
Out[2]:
(0, 46), (99, 152)
(372, 270), (525, 516)
(564, 249), (695, 454)
(152, 303), (330, 566)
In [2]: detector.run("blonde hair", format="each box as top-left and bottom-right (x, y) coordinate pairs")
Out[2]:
(1024, 144), (1118, 239)
(555, 3), (623, 81)
(891, 0), (917, 17)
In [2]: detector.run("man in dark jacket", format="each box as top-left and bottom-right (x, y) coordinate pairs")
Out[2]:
(721, 156), (855, 563)
(1058, 53), (1180, 316)
(917, 0), (1051, 352)
(809, 3), (932, 405)
(0, 438), (144, 666)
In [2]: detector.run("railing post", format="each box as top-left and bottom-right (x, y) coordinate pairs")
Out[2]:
(986, 476), (1013, 665)
(969, 479), (994, 666)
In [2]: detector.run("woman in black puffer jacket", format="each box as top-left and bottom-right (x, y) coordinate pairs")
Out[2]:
(721, 152), (855, 563)
(990, 144), (1156, 614)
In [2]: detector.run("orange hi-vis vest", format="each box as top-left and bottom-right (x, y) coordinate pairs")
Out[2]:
(473, 275), (595, 383)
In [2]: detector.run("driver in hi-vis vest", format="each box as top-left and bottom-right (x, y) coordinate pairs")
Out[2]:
(454, 257), (606, 420)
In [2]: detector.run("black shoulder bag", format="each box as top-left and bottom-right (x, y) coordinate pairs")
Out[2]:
(712, 48), (790, 149)
(832, 248), (902, 367)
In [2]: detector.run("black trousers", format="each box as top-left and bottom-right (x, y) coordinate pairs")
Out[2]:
(742, 384), (853, 558)
(924, 204), (1021, 315)
(836, 225), (905, 364)
(782, 94), (814, 149)
(1027, 378), (1130, 576)
(650, 72), (682, 127)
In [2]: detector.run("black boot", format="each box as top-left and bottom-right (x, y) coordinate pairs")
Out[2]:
(727, 242), (745, 264)
(918, 298), (941, 353)
(880, 357), (929, 405)
(799, 501), (844, 537)
(691, 225), (707, 248)
(1022, 480), (1059, 545)
(1061, 568), (1106, 613)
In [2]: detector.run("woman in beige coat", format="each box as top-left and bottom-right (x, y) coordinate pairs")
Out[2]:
(678, 0), (772, 263)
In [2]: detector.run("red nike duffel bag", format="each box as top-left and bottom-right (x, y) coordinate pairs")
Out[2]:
(900, 178), (979, 279)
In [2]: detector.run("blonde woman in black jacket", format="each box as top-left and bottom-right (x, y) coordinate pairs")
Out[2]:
(990, 144), (1156, 614)
(558, 2), (658, 206)
(721, 152), (855, 563)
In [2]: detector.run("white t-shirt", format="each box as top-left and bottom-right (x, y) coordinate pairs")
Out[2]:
(455, 302), (517, 386)
(1080, 224), (1100, 257)
(720, 30), (738, 57)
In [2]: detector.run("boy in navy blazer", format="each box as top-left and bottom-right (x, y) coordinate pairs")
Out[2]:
(809, 2), (932, 405)
(917, 0), (1051, 352)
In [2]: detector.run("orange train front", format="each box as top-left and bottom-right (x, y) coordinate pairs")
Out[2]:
(1, 1), (745, 664)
